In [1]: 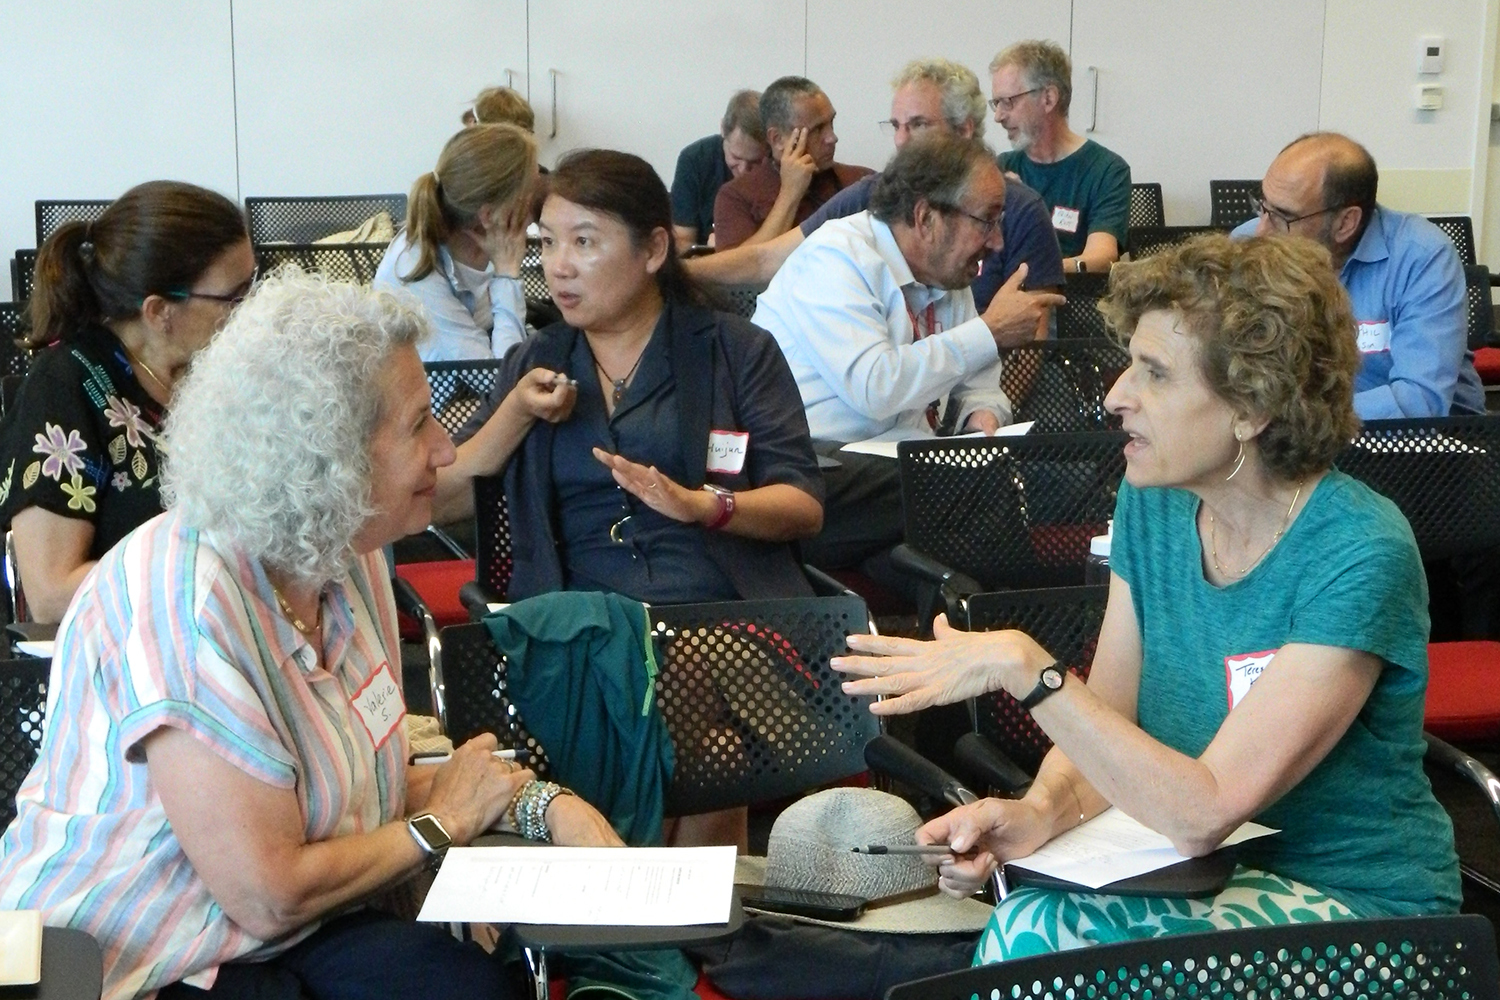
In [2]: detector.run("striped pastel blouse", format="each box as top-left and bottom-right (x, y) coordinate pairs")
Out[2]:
(0, 509), (410, 1000)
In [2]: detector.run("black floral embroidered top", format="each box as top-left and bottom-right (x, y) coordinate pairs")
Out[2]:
(0, 323), (166, 558)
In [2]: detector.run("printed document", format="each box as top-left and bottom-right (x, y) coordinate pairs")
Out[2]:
(840, 421), (1034, 459)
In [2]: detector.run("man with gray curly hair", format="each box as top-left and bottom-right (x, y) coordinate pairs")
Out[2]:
(990, 39), (1131, 274)
(690, 57), (1064, 317)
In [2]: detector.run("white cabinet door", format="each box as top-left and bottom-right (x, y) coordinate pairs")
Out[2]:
(527, 2), (805, 184)
(0, 1), (238, 293)
(807, 0), (1072, 174)
(233, 0), (527, 198)
(1070, 0), (1325, 225)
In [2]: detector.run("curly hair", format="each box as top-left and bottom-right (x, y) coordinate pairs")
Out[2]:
(161, 266), (426, 585)
(891, 58), (986, 139)
(1098, 233), (1360, 481)
(870, 133), (996, 228)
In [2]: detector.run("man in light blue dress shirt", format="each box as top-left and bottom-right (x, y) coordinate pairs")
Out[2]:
(1232, 132), (1483, 419)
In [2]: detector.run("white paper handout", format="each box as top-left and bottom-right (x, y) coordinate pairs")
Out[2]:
(840, 421), (1034, 460)
(417, 845), (737, 926)
(1004, 807), (1277, 890)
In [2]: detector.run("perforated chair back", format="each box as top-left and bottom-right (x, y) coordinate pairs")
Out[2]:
(244, 194), (407, 244)
(1, 657), (49, 831)
(1465, 265), (1495, 350)
(437, 594), (876, 815)
(1127, 182), (1164, 229)
(1002, 338), (1128, 433)
(886, 914), (1500, 1000)
(472, 474), (514, 602)
(254, 243), (387, 284)
(0, 303), (32, 377)
(1335, 416), (1500, 562)
(899, 432), (1127, 591)
(35, 200), (112, 246)
(1430, 215), (1477, 266)
(520, 237), (550, 306)
(964, 585), (1108, 774)
(720, 286), (761, 320)
(1054, 272), (1113, 340)
(1126, 225), (1225, 260)
(1209, 178), (1261, 228)
(424, 359), (507, 436)
(12, 250), (37, 303)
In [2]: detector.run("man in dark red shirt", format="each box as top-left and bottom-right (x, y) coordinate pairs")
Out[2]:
(713, 76), (873, 250)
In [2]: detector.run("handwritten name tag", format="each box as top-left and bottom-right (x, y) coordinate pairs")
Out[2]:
(1051, 205), (1081, 234)
(351, 660), (405, 749)
(706, 430), (749, 475)
(1224, 648), (1278, 711)
(1356, 321), (1392, 354)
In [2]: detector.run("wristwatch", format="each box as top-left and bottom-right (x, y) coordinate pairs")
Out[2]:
(407, 812), (453, 868)
(703, 484), (736, 530)
(1073, 259), (1087, 273)
(1019, 663), (1066, 709)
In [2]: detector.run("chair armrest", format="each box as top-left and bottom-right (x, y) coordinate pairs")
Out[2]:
(802, 564), (855, 598)
(460, 580), (501, 621)
(954, 732), (1033, 798)
(864, 734), (978, 808)
(890, 544), (983, 594)
(393, 576), (447, 733)
(1425, 732), (1500, 827)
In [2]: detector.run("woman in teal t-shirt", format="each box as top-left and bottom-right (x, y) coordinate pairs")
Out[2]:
(837, 232), (1460, 958)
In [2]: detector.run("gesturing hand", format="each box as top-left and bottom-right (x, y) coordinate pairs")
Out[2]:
(980, 264), (1067, 348)
(592, 447), (712, 525)
(919, 798), (1053, 897)
(513, 367), (577, 424)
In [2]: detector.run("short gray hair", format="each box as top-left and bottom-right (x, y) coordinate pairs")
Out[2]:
(721, 89), (765, 143)
(870, 133), (997, 227)
(891, 58), (986, 139)
(990, 40), (1072, 117)
(759, 76), (824, 135)
(161, 266), (426, 586)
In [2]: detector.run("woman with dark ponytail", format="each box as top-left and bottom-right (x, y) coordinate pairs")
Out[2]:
(373, 123), (538, 363)
(0, 179), (253, 621)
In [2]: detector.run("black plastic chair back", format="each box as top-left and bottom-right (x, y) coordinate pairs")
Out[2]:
(899, 432), (1127, 591)
(1430, 215), (1477, 267)
(244, 194), (407, 244)
(472, 474), (514, 602)
(35, 200), (112, 246)
(1002, 338), (1127, 432)
(438, 594), (876, 815)
(1054, 272), (1113, 340)
(1335, 416), (1500, 561)
(12, 251), (37, 303)
(1128, 182), (1165, 229)
(254, 243), (387, 284)
(0, 304), (32, 377)
(424, 359), (507, 437)
(1, 657), (49, 831)
(1126, 225), (1226, 260)
(1209, 179), (1261, 228)
(1465, 265), (1494, 350)
(720, 287), (760, 320)
(520, 237), (550, 306)
(886, 914), (1500, 1000)
(965, 585), (1108, 774)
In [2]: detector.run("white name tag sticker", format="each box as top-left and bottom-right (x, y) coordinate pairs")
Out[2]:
(1356, 320), (1392, 353)
(351, 659), (405, 750)
(706, 430), (749, 474)
(1224, 648), (1278, 711)
(1051, 205), (1081, 234)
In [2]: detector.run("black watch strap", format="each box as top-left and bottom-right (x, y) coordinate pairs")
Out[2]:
(1019, 664), (1066, 710)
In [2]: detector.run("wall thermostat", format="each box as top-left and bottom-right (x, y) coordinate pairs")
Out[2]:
(1419, 36), (1445, 74)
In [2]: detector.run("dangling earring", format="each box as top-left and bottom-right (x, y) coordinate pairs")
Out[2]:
(1225, 433), (1246, 482)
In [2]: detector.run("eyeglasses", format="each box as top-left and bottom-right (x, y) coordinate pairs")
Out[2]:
(167, 267), (260, 306)
(988, 88), (1041, 113)
(1250, 196), (1344, 233)
(877, 115), (938, 137)
(941, 205), (1005, 239)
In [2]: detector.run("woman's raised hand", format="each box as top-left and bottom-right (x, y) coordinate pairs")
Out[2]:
(919, 798), (1053, 898)
(480, 197), (531, 277)
(422, 733), (535, 844)
(513, 367), (577, 424)
(834, 614), (1054, 716)
(592, 448), (713, 525)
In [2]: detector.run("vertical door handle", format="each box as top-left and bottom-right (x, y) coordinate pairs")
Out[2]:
(1087, 66), (1099, 133)
(549, 69), (560, 140)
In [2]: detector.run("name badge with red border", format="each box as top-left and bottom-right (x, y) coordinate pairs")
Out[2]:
(351, 660), (405, 749)
(1051, 205), (1081, 234)
(1224, 648), (1278, 710)
(706, 430), (749, 475)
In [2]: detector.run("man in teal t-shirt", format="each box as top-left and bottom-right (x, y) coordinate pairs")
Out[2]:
(989, 40), (1131, 274)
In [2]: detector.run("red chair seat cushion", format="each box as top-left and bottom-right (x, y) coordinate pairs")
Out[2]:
(1473, 347), (1500, 385)
(395, 559), (474, 636)
(1425, 640), (1500, 740)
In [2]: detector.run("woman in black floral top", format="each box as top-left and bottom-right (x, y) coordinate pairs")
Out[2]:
(0, 180), (255, 621)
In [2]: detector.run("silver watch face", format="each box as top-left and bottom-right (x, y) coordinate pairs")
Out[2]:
(1042, 667), (1064, 690)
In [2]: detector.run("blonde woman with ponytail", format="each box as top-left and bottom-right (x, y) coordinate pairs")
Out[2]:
(374, 123), (539, 363)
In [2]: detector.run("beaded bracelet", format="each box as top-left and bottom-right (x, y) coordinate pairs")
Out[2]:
(513, 780), (575, 842)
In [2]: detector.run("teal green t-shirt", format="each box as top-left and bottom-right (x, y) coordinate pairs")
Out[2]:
(997, 140), (1131, 258)
(1110, 473), (1459, 917)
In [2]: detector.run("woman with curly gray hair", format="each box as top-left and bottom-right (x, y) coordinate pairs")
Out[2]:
(837, 233), (1458, 956)
(0, 268), (619, 1000)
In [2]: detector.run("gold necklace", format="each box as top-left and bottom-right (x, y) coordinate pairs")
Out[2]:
(1209, 482), (1303, 579)
(122, 345), (170, 394)
(270, 581), (322, 638)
